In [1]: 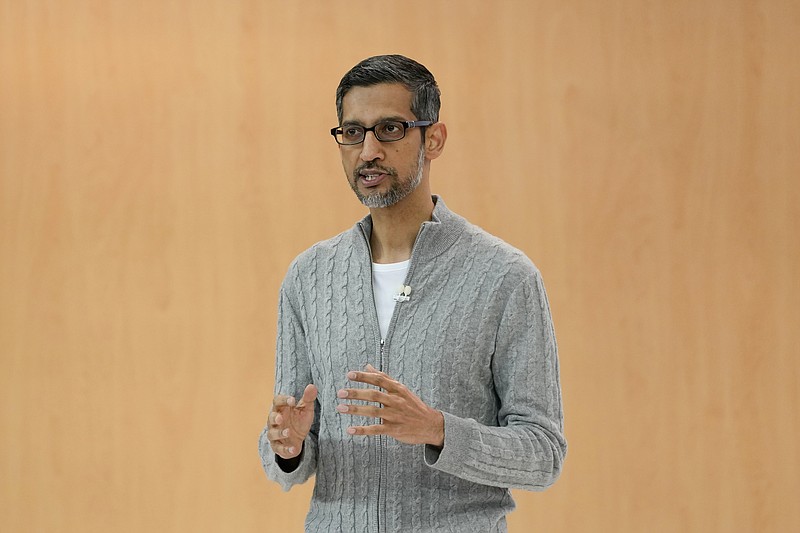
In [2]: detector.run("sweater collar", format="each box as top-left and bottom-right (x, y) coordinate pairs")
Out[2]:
(356, 195), (463, 262)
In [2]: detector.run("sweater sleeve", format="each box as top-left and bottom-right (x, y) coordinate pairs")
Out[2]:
(258, 265), (320, 491)
(423, 271), (567, 491)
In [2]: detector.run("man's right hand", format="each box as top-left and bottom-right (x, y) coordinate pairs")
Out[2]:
(267, 384), (318, 460)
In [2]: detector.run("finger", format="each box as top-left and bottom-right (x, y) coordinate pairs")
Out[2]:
(347, 370), (397, 391)
(365, 363), (390, 377)
(346, 424), (387, 436)
(296, 384), (318, 408)
(274, 443), (300, 458)
(267, 427), (291, 441)
(269, 410), (287, 427)
(337, 388), (395, 405)
(336, 403), (383, 417)
(273, 394), (296, 408)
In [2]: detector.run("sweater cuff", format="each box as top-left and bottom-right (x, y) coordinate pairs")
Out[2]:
(275, 442), (304, 472)
(259, 427), (316, 491)
(424, 410), (475, 470)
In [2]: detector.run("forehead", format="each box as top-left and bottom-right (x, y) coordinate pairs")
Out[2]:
(341, 83), (415, 124)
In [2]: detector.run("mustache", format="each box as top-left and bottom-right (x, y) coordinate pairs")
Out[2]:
(353, 163), (397, 178)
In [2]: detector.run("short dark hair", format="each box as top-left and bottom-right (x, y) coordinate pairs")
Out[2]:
(335, 55), (441, 124)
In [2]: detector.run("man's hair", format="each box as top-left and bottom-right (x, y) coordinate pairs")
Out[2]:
(335, 54), (441, 124)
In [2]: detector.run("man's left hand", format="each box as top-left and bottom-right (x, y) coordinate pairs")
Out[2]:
(336, 364), (444, 447)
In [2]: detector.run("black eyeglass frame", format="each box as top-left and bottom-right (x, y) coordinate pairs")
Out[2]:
(330, 120), (434, 145)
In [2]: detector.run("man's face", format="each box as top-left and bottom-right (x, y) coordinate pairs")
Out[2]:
(339, 83), (426, 209)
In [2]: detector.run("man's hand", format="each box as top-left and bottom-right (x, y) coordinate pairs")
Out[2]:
(267, 384), (318, 459)
(336, 364), (444, 447)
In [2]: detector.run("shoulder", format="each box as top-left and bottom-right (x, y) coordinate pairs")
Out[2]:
(282, 225), (361, 286)
(427, 198), (541, 282)
(291, 230), (351, 267)
(455, 216), (542, 282)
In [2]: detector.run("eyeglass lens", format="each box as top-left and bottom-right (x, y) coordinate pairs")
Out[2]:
(340, 121), (406, 144)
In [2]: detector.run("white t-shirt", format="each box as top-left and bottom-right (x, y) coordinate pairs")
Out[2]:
(371, 260), (410, 340)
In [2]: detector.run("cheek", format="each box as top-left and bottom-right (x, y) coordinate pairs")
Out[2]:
(341, 161), (355, 181)
(341, 153), (357, 172)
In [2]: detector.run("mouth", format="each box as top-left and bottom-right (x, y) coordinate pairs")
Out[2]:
(357, 169), (390, 188)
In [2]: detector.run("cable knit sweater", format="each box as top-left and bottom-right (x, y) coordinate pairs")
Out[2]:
(259, 197), (566, 532)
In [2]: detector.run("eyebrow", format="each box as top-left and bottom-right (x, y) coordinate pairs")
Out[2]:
(341, 115), (411, 127)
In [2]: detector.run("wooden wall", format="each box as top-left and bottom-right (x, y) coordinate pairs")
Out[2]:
(1, 1), (798, 531)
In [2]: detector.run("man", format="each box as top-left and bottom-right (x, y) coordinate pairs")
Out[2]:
(259, 54), (566, 532)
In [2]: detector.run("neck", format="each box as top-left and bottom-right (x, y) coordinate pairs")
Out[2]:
(369, 188), (435, 264)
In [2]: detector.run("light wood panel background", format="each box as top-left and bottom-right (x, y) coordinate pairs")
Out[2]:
(1, 1), (798, 532)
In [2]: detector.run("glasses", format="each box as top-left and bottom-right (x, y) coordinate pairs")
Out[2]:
(330, 120), (434, 145)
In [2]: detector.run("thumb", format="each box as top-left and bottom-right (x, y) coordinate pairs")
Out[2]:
(298, 383), (318, 407)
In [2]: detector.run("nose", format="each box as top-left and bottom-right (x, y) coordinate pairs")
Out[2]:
(359, 130), (384, 162)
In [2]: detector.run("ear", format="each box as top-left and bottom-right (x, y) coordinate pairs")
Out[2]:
(424, 122), (447, 160)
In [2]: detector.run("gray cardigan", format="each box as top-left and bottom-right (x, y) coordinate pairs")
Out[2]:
(259, 197), (566, 532)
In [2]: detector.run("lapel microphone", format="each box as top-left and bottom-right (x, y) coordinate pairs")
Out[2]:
(393, 285), (412, 303)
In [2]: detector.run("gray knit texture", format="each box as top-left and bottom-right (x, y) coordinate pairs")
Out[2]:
(259, 197), (566, 533)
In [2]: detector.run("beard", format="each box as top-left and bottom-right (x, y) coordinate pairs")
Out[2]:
(349, 144), (425, 209)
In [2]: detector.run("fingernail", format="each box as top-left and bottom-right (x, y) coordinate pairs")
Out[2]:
(282, 429), (289, 437)
(336, 404), (349, 413)
(287, 397), (296, 406)
(337, 389), (348, 398)
(347, 427), (356, 435)
(287, 446), (295, 454)
(347, 371), (357, 379)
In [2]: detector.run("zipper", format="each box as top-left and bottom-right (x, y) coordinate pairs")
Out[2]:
(358, 222), (384, 532)
(358, 221), (429, 533)
(378, 338), (385, 533)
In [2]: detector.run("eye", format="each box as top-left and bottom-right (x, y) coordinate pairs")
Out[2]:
(377, 121), (405, 140)
(342, 126), (363, 140)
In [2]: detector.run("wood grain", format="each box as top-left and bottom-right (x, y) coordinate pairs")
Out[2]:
(1, 1), (798, 531)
